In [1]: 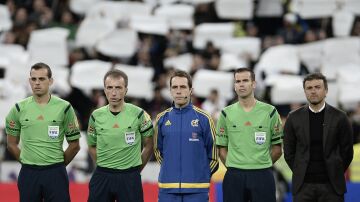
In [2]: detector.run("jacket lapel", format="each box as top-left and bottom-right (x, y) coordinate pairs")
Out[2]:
(302, 106), (310, 146)
(323, 104), (332, 150)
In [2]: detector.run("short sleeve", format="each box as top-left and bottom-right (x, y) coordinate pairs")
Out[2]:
(216, 110), (228, 146)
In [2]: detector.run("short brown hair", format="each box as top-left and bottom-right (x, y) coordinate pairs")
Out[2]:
(303, 73), (328, 90)
(234, 68), (255, 81)
(30, 62), (52, 78)
(169, 70), (192, 88)
(103, 69), (128, 87)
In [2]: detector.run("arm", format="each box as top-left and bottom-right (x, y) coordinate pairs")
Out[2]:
(88, 145), (97, 163)
(64, 139), (80, 165)
(6, 135), (21, 161)
(141, 136), (154, 171)
(218, 146), (228, 165)
(153, 114), (164, 164)
(203, 114), (219, 175)
(338, 114), (354, 171)
(283, 114), (296, 170)
(271, 144), (282, 163)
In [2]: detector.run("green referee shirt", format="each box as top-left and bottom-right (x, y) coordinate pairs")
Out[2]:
(216, 101), (283, 169)
(87, 103), (154, 170)
(5, 96), (81, 165)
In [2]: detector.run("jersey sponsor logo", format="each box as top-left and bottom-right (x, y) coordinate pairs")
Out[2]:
(191, 119), (199, 127)
(189, 132), (199, 142)
(254, 132), (266, 145)
(37, 115), (44, 120)
(88, 125), (95, 133)
(9, 120), (16, 128)
(113, 123), (119, 128)
(125, 131), (136, 145)
(165, 120), (171, 126)
(219, 127), (225, 134)
(244, 121), (252, 126)
(48, 126), (60, 139)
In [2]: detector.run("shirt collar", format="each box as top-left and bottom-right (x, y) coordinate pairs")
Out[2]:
(309, 102), (325, 113)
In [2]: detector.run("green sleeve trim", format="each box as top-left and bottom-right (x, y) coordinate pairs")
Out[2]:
(270, 108), (276, 118)
(137, 110), (144, 119)
(64, 104), (71, 114)
(140, 125), (153, 134)
(221, 110), (227, 117)
(15, 103), (20, 112)
(66, 132), (80, 138)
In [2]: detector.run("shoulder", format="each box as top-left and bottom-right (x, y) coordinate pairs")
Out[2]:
(13, 97), (34, 112)
(326, 104), (347, 118)
(221, 102), (238, 115)
(155, 107), (173, 122)
(124, 103), (146, 118)
(51, 95), (70, 106)
(193, 106), (213, 121)
(288, 105), (307, 117)
(91, 106), (108, 118)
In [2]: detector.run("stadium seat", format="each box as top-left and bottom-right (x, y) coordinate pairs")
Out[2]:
(192, 69), (234, 100)
(215, 0), (254, 20)
(193, 23), (235, 49)
(0, 5), (12, 32)
(95, 29), (138, 58)
(154, 4), (194, 30)
(70, 60), (112, 95)
(218, 37), (261, 61)
(129, 15), (169, 36)
(256, 0), (283, 17)
(75, 17), (116, 48)
(292, 0), (337, 19)
(164, 53), (193, 72)
(297, 40), (324, 73)
(70, 0), (103, 15)
(28, 28), (70, 66)
(332, 8), (355, 37)
(114, 64), (154, 100)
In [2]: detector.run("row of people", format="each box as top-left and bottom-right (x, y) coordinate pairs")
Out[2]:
(5, 62), (353, 202)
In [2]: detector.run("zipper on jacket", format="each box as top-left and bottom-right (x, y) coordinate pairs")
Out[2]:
(179, 107), (182, 191)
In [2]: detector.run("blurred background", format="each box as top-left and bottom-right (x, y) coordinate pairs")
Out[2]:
(0, 0), (359, 201)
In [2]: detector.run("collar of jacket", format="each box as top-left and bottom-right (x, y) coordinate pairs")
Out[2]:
(171, 102), (193, 113)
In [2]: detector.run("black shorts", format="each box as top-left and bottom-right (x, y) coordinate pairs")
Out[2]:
(18, 163), (70, 202)
(88, 166), (143, 202)
(222, 167), (276, 202)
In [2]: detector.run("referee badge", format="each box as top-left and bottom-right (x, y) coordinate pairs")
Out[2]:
(254, 132), (266, 145)
(125, 131), (136, 145)
(48, 126), (60, 139)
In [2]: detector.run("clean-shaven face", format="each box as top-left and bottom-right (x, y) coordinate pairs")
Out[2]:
(29, 68), (53, 97)
(170, 76), (192, 108)
(104, 76), (127, 107)
(234, 71), (256, 99)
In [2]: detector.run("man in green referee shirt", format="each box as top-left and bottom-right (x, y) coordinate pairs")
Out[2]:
(216, 68), (283, 202)
(5, 62), (81, 202)
(87, 69), (154, 202)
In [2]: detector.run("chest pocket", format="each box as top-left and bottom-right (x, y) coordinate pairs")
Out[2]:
(252, 126), (269, 146)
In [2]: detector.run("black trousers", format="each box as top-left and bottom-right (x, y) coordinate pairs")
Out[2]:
(293, 183), (344, 202)
(222, 167), (276, 202)
(88, 166), (143, 202)
(18, 163), (70, 202)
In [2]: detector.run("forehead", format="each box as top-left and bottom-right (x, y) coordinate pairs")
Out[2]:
(30, 68), (48, 77)
(304, 79), (324, 87)
(171, 76), (189, 87)
(234, 71), (251, 80)
(104, 76), (126, 86)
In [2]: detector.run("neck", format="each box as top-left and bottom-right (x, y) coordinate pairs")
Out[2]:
(239, 97), (256, 111)
(34, 94), (51, 105)
(109, 102), (124, 112)
(309, 101), (325, 112)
